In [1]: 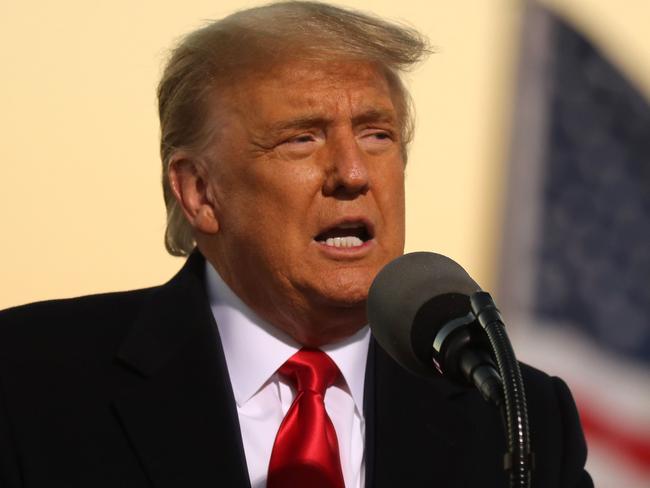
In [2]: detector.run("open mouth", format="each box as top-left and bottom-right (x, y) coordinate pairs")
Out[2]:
(314, 221), (373, 248)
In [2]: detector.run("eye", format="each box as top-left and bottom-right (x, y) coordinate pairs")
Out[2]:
(288, 134), (317, 144)
(359, 129), (395, 153)
(277, 131), (323, 159)
(360, 128), (394, 141)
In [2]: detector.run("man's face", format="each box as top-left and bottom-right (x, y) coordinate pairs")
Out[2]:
(201, 59), (406, 345)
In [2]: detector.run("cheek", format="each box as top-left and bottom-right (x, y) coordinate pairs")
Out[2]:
(380, 165), (406, 213)
(252, 164), (323, 223)
(377, 165), (406, 248)
(228, 167), (321, 245)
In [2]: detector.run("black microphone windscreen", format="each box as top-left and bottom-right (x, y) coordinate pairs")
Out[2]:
(367, 252), (481, 377)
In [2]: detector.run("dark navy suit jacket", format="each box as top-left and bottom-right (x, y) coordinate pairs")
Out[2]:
(0, 252), (592, 487)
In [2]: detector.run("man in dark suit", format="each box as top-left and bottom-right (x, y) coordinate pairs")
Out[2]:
(0, 2), (592, 487)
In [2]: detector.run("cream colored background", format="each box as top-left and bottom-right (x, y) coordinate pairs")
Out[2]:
(1, 0), (649, 309)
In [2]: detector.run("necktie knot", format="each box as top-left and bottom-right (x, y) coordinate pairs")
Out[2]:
(278, 349), (340, 394)
(268, 348), (345, 488)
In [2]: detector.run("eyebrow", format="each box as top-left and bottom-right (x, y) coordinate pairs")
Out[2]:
(267, 108), (398, 133)
(267, 116), (330, 133)
(351, 108), (397, 126)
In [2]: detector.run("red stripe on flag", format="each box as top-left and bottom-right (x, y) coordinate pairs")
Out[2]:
(577, 401), (650, 473)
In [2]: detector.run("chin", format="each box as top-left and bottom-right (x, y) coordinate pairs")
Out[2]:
(312, 276), (372, 309)
(296, 262), (384, 314)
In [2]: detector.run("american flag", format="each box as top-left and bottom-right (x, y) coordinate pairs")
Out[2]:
(499, 3), (650, 487)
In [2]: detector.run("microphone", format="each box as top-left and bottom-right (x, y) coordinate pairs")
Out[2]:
(367, 251), (503, 405)
(367, 252), (533, 487)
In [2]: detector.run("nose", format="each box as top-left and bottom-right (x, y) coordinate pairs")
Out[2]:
(322, 130), (370, 197)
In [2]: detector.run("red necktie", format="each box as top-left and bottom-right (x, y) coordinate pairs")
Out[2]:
(267, 349), (345, 488)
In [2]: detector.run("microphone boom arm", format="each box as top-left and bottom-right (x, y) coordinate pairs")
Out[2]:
(470, 291), (534, 488)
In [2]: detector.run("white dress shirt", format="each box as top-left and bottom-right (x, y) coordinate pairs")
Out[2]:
(205, 262), (369, 488)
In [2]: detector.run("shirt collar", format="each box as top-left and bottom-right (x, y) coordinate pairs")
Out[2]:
(321, 325), (370, 414)
(205, 261), (369, 412)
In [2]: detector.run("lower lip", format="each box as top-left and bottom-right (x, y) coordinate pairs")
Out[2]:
(313, 238), (375, 258)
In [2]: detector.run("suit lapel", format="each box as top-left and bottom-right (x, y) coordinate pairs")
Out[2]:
(108, 252), (479, 487)
(365, 338), (471, 487)
(112, 252), (251, 488)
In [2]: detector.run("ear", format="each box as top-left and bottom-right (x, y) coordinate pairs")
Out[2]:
(167, 154), (220, 235)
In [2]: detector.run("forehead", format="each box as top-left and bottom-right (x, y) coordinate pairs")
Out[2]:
(219, 59), (400, 125)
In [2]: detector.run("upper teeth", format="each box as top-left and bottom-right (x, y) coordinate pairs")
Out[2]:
(325, 236), (364, 248)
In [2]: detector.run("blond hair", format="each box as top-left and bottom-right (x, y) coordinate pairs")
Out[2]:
(159, 1), (430, 256)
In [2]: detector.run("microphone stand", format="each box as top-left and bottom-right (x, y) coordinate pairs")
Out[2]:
(470, 292), (534, 488)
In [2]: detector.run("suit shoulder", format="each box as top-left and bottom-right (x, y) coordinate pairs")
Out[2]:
(519, 361), (576, 402)
(0, 287), (158, 324)
(0, 287), (158, 359)
(519, 361), (554, 386)
(518, 363), (591, 486)
(517, 362), (570, 411)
